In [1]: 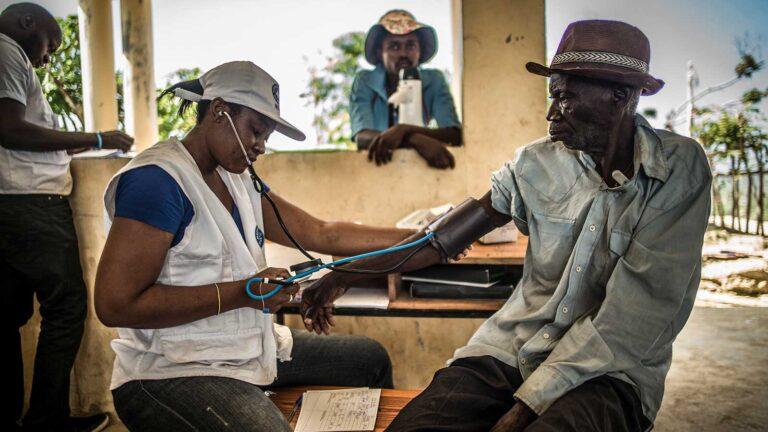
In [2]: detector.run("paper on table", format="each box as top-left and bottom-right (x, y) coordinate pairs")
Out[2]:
(294, 388), (381, 432)
(72, 149), (121, 159)
(332, 288), (390, 309)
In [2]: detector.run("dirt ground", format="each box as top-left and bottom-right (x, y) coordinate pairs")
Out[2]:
(654, 305), (768, 431)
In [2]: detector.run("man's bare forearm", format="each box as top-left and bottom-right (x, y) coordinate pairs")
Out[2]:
(324, 230), (444, 286)
(323, 192), (510, 285)
(355, 126), (462, 151)
(0, 121), (98, 152)
(355, 129), (379, 150)
(404, 126), (462, 146)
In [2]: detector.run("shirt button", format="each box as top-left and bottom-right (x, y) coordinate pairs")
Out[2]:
(543, 333), (550, 339)
(562, 306), (569, 314)
(589, 224), (596, 232)
(520, 358), (527, 364)
(575, 266), (582, 272)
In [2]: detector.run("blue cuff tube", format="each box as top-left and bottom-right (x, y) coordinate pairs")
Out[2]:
(245, 277), (292, 301)
(244, 232), (436, 301)
(96, 132), (103, 149)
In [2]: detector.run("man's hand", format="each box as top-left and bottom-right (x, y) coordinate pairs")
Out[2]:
(100, 130), (134, 152)
(490, 402), (537, 432)
(368, 124), (412, 165)
(300, 273), (348, 335)
(412, 136), (455, 169)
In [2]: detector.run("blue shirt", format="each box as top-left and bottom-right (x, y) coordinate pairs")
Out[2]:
(453, 115), (711, 425)
(114, 165), (249, 247)
(349, 65), (461, 139)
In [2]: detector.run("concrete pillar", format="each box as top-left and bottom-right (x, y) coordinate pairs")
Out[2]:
(450, 0), (463, 120)
(120, 0), (158, 152)
(77, 0), (118, 131)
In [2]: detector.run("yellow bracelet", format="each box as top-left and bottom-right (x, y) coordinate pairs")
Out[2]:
(214, 282), (222, 315)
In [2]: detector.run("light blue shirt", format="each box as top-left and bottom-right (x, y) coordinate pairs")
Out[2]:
(453, 115), (711, 426)
(349, 65), (461, 139)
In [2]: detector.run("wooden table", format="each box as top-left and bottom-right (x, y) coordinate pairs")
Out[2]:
(278, 238), (527, 319)
(457, 237), (527, 265)
(272, 386), (420, 431)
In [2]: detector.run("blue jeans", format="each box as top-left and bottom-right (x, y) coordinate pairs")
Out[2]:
(112, 330), (393, 431)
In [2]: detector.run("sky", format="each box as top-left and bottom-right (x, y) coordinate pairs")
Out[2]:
(2, 0), (767, 150)
(546, 0), (768, 133)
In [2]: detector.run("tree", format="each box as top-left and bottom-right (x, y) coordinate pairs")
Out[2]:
(301, 31), (365, 150)
(36, 15), (85, 131)
(697, 100), (768, 234)
(156, 68), (201, 140)
(665, 37), (764, 132)
(37, 15), (198, 140)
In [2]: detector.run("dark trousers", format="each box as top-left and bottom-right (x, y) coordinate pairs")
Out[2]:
(0, 195), (87, 430)
(112, 329), (393, 431)
(386, 356), (649, 432)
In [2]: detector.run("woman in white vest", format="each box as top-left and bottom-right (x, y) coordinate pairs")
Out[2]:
(95, 61), (410, 431)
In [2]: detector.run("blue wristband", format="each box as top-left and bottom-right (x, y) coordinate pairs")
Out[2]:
(96, 132), (103, 149)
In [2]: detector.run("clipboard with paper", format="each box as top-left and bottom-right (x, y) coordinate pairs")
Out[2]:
(293, 388), (381, 432)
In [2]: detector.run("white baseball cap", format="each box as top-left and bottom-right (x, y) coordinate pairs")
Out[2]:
(174, 61), (306, 141)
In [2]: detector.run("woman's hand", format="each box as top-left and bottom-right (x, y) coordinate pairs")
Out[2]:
(300, 273), (348, 335)
(244, 267), (299, 314)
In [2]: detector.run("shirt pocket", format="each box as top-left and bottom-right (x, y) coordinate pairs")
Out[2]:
(158, 323), (264, 367)
(608, 230), (632, 258)
(167, 252), (233, 286)
(11, 149), (70, 165)
(529, 211), (576, 283)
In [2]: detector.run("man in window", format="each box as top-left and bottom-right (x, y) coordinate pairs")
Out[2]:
(350, 10), (462, 169)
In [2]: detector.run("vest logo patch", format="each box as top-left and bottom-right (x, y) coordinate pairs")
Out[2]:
(255, 227), (265, 248)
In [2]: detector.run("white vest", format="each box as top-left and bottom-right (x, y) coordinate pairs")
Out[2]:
(103, 139), (292, 390)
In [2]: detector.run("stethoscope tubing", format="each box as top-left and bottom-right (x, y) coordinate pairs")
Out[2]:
(244, 232), (435, 301)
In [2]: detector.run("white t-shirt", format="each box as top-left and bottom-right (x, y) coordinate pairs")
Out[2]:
(0, 33), (72, 195)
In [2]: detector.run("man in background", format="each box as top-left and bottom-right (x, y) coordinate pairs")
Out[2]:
(0, 3), (132, 431)
(350, 9), (462, 169)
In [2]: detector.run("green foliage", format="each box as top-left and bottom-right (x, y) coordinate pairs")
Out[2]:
(735, 54), (763, 78)
(156, 68), (201, 140)
(35, 14), (197, 139)
(302, 31), (365, 149)
(641, 108), (657, 119)
(741, 87), (768, 105)
(36, 15), (84, 131)
(697, 87), (768, 165)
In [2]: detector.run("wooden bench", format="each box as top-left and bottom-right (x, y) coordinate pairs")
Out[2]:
(272, 386), (420, 431)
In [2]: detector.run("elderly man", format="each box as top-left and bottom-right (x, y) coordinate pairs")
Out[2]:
(303, 20), (711, 432)
(350, 9), (462, 169)
(0, 3), (132, 431)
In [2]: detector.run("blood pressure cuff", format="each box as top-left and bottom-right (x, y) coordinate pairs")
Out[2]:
(427, 198), (499, 262)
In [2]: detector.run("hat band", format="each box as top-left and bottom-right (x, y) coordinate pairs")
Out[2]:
(551, 51), (649, 73)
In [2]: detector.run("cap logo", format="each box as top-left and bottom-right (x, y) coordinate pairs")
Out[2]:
(272, 83), (280, 110)
(551, 51), (649, 73)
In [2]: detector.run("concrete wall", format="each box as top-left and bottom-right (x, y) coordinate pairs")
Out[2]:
(20, 0), (546, 426)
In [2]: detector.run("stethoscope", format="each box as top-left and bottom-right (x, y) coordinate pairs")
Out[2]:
(219, 110), (434, 304)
